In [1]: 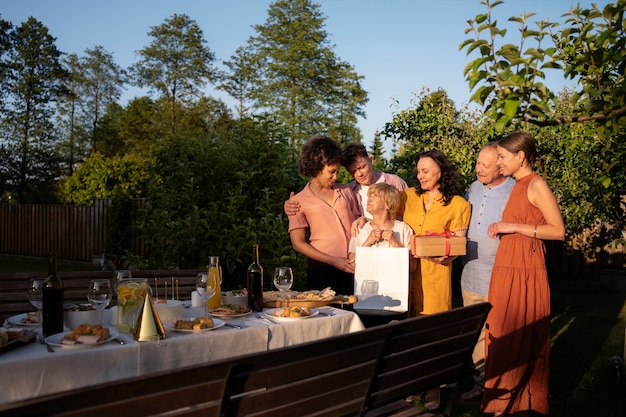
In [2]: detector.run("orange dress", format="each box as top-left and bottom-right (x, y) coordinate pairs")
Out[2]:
(481, 173), (550, 415)
(400, 189), (470, 316)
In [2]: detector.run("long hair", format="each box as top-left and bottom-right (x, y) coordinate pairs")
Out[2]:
(413, 149), (462, 205)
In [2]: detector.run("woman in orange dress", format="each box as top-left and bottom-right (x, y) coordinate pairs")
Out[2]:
(482, 132), (565, 416)
(399, 149), (470, 410)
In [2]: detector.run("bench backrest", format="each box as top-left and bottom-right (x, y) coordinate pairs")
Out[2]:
(0, 269), (203, 316)
(221, 324), (391, 417)
(1, 361), (231, 417)
(365, 302), (492, 412)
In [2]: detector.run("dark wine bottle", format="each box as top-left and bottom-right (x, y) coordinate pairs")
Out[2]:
(42, 253), (64, 336)
(246, 244), (264, 312)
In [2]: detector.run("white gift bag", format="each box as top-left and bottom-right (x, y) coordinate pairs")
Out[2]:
(354, 247), (409, 313)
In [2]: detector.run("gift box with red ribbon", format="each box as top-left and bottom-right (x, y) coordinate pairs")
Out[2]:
(412, 231), (467, 257)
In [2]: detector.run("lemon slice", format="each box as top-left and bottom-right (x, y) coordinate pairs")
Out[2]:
(118, 323), (131, 334)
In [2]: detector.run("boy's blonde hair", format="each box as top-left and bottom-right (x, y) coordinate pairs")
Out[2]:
(368, 183), (400, 220)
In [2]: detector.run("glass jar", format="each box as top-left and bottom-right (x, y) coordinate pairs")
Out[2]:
(116, 278), (151, 334)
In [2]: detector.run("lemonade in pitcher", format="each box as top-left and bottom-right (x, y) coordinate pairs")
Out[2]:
(117, 278), (150, 333)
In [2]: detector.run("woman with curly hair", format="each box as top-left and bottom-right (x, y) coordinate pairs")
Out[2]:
(399, 149), (470, 410)
(288, 135), (361, 295)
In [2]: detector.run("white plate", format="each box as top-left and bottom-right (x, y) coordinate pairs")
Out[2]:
(208, 308), (252, 319)
(164, 318), (225, 333)
(7, 312), (41, 327)
(46, 330), (119, 349)
(264, 308), (319, 322)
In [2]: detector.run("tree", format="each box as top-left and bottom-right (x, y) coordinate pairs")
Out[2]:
(460, 0), (625, 237)
(219, 45), (261, 120)
(234, 0), (368, 147)
(0, 17), (69, 202)
(77, 46), (126, 151)
(129, 13), (220, 135)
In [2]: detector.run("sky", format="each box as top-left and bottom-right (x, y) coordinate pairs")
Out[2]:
(2, 0), (611, 156)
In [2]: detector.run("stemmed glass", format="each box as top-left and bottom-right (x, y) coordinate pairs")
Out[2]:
(196, 273), (218, 317)
(273, 267), (294, 305)
(27, 278), (44, 312)
(87, 279), (113, 324)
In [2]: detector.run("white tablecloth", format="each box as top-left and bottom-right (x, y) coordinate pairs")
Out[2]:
(0, 306), (364, 405)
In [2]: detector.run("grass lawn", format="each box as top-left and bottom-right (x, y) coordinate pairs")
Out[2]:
(445, 281), (626, 416)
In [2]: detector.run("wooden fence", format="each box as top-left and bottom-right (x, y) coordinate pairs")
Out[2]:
(0, 199), (111, 262)
(0, 199), (624, 280)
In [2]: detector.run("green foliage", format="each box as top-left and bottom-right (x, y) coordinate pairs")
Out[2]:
(135, 118), (306, 289)
(382, 89), (488, 190)
(232, 0), (368, 147)
(129, 13), (220, 135)
(60, 152), (153, 205)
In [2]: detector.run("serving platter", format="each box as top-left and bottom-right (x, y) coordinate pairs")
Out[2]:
(263, 295), (357, 308)
(0, 330), (37, 354)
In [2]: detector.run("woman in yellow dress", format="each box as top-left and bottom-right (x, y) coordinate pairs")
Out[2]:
(399, 149), (470, 410)
(400, 149), (470, 316)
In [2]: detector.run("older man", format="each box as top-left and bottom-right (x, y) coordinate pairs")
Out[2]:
(285, 143), (407, 218)
(460, 142), (515, 400)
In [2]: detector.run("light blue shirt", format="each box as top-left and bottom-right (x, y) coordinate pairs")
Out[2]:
(461, 177), (515, 296)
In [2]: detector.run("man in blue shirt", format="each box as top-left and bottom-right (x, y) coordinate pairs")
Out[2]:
(460, 142), (515, 400)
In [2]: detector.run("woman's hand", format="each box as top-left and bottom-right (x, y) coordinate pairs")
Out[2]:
(425, 255), (457, 265)
(330, 256), (356, 273)
(381, 229), (399, 247)
(350, 216), (367, 237)
(487, 221), (515, 239)
(364, 229), (382, 246)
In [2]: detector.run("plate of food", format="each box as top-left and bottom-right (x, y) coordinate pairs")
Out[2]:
(264, 306), (319, 322)
(46, 324), (118, 350)
(7, 312), (41, 327)
(208, 304), (252, 318)
(165, 317), (225, 333)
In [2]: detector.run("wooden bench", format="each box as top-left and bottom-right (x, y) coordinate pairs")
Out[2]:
(0, 303), (491, 417)
(0, 269), (203, 317)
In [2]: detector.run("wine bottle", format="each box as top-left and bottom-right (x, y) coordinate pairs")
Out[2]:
(206, 256), (222, 308)
(42, 253), (64, 336)
(246, 244), (264, 312)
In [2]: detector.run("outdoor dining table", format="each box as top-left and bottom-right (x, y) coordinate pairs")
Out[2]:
(0, 306), (365, 405)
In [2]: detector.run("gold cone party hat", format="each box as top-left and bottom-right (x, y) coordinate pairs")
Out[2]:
(133, 293), (166, 342)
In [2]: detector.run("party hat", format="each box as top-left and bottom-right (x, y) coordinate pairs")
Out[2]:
(133, 293), (166, 342)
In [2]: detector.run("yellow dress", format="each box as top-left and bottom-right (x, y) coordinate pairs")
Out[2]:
(400, 188), (470, 316)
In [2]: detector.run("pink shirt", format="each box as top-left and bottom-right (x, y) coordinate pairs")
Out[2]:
(288, 183), (360, 258)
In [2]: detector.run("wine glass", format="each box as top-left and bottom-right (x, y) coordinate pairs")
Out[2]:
(273, 267), (294, 305)
(87, 279), (113, 324)
(27, 278), (44, 311)
(196, 273), (218, 317)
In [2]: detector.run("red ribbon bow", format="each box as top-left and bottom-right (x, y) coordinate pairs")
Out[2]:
(424, 230), (456, 257)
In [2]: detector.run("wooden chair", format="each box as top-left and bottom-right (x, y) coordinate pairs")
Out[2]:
(364, 302), (492, 417)
(221, 325), (391, 417)
(0, 361), (231, 417)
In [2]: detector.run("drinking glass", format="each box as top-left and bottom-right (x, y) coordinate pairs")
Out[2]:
(361, 280), (379, 300)
(196, 273), (218, 317)
(273, 267), (294, 304)
(27, 278), (44, 311)
(113, 270), (132, 294)
(88, 279), (113, 324)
